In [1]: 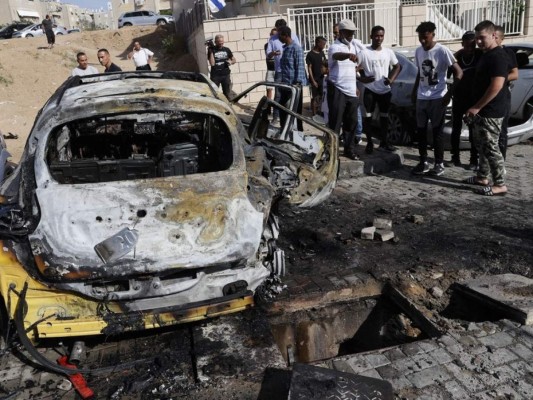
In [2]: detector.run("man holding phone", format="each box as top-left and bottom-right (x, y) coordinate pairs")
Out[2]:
(357, 25), (402, 153)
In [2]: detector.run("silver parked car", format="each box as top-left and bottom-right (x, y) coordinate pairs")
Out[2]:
(12, 23), (68, 38)
(118, 11), (174, 28)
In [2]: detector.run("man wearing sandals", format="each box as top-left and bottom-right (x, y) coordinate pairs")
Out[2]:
(464, 20), (508, 196)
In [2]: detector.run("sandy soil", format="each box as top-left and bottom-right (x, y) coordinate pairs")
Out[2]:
(0, 24), (196, 162)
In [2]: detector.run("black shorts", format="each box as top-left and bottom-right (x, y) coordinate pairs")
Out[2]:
(310, 82), (324, 99)
(136, 64), (152, 71)
(363, 89), (392, 117)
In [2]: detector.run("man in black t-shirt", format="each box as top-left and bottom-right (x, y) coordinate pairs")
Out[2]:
(208, 34), (236, 100)
(41, 15), (55, 49)
(448, 31), (483, 168)
(495, 25), (518, 160)
(97, 49), (122, 73)
(464, 20), (508, 196)
(306, 36), (327, 116)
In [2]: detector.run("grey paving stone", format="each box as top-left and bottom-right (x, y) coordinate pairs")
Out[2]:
(443, 379), (470, 400)
(358, 368), (382, 380)
(410, 352), (437, 370)
(418, 340), (440, 353)
(390, 375), (412, 391)
(438, 335), (464, 355)
(416, 386), (448, 400)
(508, 359), (533, 374)
(445, 361), (485, 393)
(344, 355), (372, 374)
(391, 354), (422, 373)
(427, 347), (454, 365)
(491, 364), (523, 382)
(364, 353), (390, 368)
(332, 359), (354, 374)
(475, 347), (519, 368)
(510, 342), (533, 361)
(0, 364), (23, 382)
(513, 378), (533, 399)
(383, 347), (406, 362)
(376, 364), (400, 380)
(473, 385), (523, 400)
(406, 364), (452, 389)
(478, 331), (515, 348)
(401, 342), (424, 356)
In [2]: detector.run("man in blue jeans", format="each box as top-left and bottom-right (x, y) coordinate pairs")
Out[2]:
(266, 19), (301, 122)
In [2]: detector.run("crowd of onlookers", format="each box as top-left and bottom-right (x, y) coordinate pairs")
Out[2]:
(252, 17), (511, 196)
(69, 15), (513, 197)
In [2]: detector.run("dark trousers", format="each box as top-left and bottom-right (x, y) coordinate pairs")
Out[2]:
(211, 73), (232, 99)
(327, 81), (359, 155)
(273, 71), (282, 118)
(136, 64), (152, 71)
(416, 99), (446, 164)
(279, 85), (304, 131)
(498, 89), (512, 160)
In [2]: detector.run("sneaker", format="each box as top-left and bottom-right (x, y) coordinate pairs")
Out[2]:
(429, 163), (445, 176)
(365, 142), (374, 154)
(354, 137), (362, 145)
(378, 143), (397, 152)
(412, 161), (430, 175)
(344, 151), (359, 160)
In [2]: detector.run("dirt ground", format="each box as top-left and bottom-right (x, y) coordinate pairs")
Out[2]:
(0, 24), (196, 162)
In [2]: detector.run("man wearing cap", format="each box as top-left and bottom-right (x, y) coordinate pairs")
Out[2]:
(448, 31), (483, 168)
(327, 19), (361, 160)
(266, 19), (301, 123)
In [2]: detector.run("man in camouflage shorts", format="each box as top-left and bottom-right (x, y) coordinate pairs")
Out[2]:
(464, 20), (508, 196)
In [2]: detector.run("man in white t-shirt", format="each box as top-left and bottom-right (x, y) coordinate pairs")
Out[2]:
(128, 41), (154, 71)
(411, 21), (462, 176)
(327, 19), (361, 160)
(71, 52), (99, 76)
(358, 25), (402, 154)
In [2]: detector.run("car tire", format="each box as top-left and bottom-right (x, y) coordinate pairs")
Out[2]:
(56, 33), (63, 35)
(26, 34), (33, 38)
(387, 110), (409, 145)
(123, 23), (132, 27)
(157, 19), (167, 25)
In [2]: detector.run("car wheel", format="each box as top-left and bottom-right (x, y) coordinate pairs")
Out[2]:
(56, 32), (63, 35)
(26, 34), (33, 38)
(157, 19), (167, 25)
(387, 111), (409, 145)
(123, 23), (132, 27)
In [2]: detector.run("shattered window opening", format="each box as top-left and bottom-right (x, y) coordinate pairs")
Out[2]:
(46, 111), (233, 184)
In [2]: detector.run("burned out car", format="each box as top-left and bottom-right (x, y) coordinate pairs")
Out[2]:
(0, 72), (338, 342)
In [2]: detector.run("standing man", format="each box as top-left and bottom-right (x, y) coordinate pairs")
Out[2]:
(448, 31), (483, 168)
(207, 34), (236, 100)
(327, 19), (360, 160)
(278, 26), (307, 130)
(411, 21), (462, 176)
(97, 49), (122, 73)
(266, 19), (301, 123)
(464, 20), (508, 196)
(128, 41), (154, 71)
(495, 25), (518, 160)
(306, 36), (327, 116)
(358, 25), (402, 153)
(41, 15), (55, 49)
(71, 52), (99, 76)
(264, 28), (277, 103)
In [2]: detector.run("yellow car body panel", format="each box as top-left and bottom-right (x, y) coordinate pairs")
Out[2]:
(0, 242), (254, 340)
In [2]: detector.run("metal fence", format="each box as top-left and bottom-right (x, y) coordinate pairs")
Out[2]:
(176, 0), (206, 36)
(427, 0), (526, 40)
(287, 2), (400, 53)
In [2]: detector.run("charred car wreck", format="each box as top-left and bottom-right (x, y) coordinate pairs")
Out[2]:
(0, 72), (338, 343)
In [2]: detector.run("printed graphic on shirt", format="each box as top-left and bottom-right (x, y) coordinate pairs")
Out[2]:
(421, 59), (438, 86)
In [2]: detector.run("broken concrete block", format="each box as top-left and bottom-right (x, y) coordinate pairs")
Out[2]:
(375, 229), (395, 242)
(373, 218), (392, 230)
(430, 286), (444, 298)
(361, 226), (376, 240)
(410, 214), (424, 224)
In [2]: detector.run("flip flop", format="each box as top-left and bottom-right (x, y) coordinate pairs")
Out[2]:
(475, 185), (507, 196)
(463, 176), (487, 186)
